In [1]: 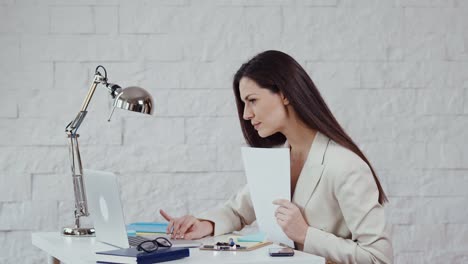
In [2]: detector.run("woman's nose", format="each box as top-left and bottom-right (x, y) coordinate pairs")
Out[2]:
(243, 105), (253, 120)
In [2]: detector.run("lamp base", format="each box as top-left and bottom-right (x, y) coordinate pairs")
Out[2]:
(62, 226), (95, 237)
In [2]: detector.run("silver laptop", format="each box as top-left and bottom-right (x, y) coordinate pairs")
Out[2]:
(83, 169), (202, 249)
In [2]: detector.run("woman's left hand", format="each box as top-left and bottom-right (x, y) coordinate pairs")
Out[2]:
(273, 199), (309, 244)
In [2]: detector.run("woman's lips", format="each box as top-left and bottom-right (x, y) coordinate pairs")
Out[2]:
(253, 123), (261, 130)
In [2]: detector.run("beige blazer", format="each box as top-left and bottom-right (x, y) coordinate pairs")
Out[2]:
(197, 132), (393, 264)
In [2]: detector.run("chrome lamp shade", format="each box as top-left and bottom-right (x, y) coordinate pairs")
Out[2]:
(108, 86), (154, 120)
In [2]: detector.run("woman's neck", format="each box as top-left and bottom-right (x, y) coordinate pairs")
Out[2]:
(282, 118), (317, 155)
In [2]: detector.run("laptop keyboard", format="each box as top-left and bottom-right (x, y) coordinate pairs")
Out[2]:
(128, 235), (148, 247)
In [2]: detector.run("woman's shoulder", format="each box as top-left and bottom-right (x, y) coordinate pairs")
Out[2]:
(323, 140), (371, 176)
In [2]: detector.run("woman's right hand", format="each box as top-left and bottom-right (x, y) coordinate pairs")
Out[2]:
(159, 209), (214, 240)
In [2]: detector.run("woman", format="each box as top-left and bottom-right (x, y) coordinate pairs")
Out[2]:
(160, 50), (393, 264)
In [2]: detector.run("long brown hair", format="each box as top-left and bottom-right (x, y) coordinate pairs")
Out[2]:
(233, 50), (388, 204)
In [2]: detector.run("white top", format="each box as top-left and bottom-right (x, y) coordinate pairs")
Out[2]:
(32, 232), (325, 264)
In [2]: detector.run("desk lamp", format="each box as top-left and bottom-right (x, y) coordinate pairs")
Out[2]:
(62, 65), (154, 236)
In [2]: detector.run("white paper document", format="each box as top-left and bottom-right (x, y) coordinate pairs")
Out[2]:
(241, 147), (294, 248)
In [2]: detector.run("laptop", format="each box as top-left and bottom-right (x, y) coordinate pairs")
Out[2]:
(83, 169), (202, 249)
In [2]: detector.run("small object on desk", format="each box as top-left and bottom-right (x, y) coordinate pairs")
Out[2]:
(219, 246), (231, 250)
(95, 246), (189, 264)
(202, 245), (215, 249)
(269, 247), (295, 257)
(200, 237), (272, 252)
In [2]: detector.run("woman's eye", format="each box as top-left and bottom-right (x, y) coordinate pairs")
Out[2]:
(248, 99), (257, 103)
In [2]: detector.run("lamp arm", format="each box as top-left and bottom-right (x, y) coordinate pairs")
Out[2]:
(68, 133), (87, 220)
(66, 73), (107, 134)
(64, 70), (108, 228)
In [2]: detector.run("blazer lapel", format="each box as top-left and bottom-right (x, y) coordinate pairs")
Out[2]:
(292, 132), (330, 211)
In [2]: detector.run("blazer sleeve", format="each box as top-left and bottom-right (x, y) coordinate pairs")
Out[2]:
(303, 160), (393, 264)
(195, 185), (256, 236)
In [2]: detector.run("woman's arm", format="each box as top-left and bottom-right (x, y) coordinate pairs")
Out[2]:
(303, 160), (393, 264)
(196, 185), (256, 236)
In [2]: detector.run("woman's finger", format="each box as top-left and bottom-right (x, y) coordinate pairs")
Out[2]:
(275, 212), (288, 221)
(166, 219), (175, 235)
(275, 206), (289, 216)
(178, 217), (197, 237)
(272, 199), (294, 209)
(276, 217), (286, 228)
(159, 209), (172, 221)
(172, 217), (186, 239)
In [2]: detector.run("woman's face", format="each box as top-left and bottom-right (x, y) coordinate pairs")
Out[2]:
(239, 77), (289, 138)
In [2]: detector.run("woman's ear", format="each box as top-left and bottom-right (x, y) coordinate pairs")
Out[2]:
(280, 93), (290, 105)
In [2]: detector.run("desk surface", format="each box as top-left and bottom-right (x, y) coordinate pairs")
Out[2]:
(32, 232), (325, 264)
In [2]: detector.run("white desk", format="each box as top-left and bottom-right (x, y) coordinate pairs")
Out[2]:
(32, 232), (325, 264)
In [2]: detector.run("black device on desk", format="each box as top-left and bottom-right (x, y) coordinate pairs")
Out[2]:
(268, 247), (295, 257)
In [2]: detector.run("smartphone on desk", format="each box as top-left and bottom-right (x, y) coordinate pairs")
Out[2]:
(268, 247), (295, 257)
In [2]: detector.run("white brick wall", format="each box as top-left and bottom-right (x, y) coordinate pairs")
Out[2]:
(0, 0), (467, 263)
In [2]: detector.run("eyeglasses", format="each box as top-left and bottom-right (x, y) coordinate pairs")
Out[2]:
(136, 237), (172, 253)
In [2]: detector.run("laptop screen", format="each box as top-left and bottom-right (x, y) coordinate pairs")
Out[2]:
(83, 169), (130, 248)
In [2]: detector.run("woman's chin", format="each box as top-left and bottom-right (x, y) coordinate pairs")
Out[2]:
(257, 130), (272, 138)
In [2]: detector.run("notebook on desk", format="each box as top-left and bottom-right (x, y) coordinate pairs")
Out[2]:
(83, 169), (202, 249)
(96, 246), (190, 264)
